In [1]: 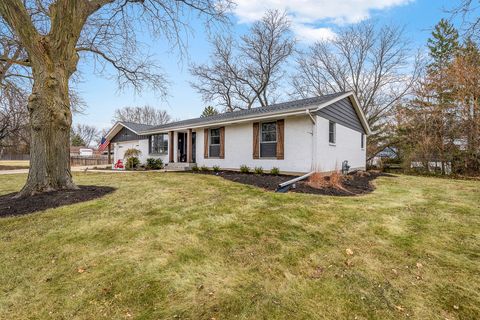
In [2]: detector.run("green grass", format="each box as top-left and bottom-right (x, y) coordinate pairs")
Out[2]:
(0, 160), (29, 170)
(0, 172), (479, 319)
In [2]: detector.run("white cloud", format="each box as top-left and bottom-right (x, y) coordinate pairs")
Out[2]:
(232, 0), (413, 42)
(292, 24), (337, 42)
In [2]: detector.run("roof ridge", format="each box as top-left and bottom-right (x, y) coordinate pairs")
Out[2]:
(143, 92), (348, 132)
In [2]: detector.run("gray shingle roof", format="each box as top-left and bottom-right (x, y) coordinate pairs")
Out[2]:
(141, 92), (347, 133)
(120, 121), (155, 133)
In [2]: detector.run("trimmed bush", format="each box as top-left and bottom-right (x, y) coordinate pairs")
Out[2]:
(191, 164), (199, 172)
(126, 157), (140, 170)
(200, 165), (209, 171)
(146, 158), (163, 170)
(240, 165), (250, 173)
(212, 165), (220, 172)
(254, 166), (264, 174)
(270, 167), (280, 175)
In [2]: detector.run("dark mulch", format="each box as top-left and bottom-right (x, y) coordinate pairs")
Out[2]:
(194, 170), (392, 196)
(0, 186), (116, 218)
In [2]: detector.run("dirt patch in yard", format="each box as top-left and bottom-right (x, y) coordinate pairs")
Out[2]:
(0, 186), (115, 217)
(194, 170), (391, 196)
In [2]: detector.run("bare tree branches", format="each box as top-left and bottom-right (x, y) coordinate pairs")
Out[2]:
(0, 83), (29, 149)
(71, 124), (101, 147)
(191, 10), (295, 111)
(450, 0), (480, 40)
(293, 22), (421, 125)
(113, 105), (172, 125)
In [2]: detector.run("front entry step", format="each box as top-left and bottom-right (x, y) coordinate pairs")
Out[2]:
(165, 162), (196, 171)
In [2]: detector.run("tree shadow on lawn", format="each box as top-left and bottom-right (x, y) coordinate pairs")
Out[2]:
(0, 186), (116, 217)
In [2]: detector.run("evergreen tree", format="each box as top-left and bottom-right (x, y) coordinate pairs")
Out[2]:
(427, 19), (459, 71)
(70, 133), (86, 147)
(201, 106), (219, 117)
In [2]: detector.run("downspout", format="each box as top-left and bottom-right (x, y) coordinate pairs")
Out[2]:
(306, 109), (317, 173)
(276, 171), (314, 193)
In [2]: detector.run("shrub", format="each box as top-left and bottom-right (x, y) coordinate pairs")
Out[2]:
(191, 164), (199, 172)
(212, 165), (220, 172)
(239, 165), (250, 173)
(146, 158), (163, 170)
(124, 148), (141, 159)
(307, 171), (344, 189)
(270, 167), (280, 175)
(126, 157), (140, 170)
(201, 165), (209, 171)
(254, 166), (263, 174)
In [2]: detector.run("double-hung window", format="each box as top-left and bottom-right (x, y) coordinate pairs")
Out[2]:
(150, 134), (168, 154)
(260, 122), (277, 158)
(209, 128), (220, 157)
(329, 121), (336, 144)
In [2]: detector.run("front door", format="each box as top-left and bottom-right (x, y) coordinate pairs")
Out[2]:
(192, 132), (196, 163)
(177, 132), (187, 162)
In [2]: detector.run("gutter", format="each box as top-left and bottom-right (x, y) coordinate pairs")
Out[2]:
(139, 108), (317, 135)
(275, 171), (314, 193)
(306, 109), (316, 123)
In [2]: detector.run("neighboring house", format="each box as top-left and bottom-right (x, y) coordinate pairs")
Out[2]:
(104, 92), (371, 173)
(70, 146), (100, 157)
(369, 147), (398, 167)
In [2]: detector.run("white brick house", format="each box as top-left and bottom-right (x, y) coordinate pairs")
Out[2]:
(104, 92), (371, 174)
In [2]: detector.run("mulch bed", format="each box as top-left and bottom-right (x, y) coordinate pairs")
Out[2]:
(194, 170), (391, 196)
(0, 186), (115, 218)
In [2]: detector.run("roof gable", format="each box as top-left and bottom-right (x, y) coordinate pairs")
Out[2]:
(315, 97), (367, 133)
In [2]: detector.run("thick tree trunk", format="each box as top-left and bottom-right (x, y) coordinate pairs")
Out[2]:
(17, 66), (77, 197)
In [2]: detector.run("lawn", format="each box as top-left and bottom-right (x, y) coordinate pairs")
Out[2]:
(0, 160), (29, 170)
(0, 172), (479, 319)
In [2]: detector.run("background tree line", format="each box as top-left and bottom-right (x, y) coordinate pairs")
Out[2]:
(396, 19), (479, 175)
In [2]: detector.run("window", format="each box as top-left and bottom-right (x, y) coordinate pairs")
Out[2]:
(260, 122), (277, 157)
(361, 133), (364, 149)
(329, 121), (336, 144)
(150, 134), (168, 154)
(209, 128), (220, 157)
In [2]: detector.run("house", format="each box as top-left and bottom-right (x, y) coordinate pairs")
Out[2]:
(70, 146), (101, 157)
(104, 92), (371, 174)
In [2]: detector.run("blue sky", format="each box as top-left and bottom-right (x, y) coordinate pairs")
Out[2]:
(73, 0), (458, 131)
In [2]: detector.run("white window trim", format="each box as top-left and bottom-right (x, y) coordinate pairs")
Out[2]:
(260, 121), (277, 143)
(209, 128), (221, 158)
(329, 121), (336, 145)
(259, 121), (278, 158)
(150, 134), (169, 155)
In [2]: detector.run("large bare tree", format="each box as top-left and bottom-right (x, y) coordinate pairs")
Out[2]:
(291, 22), (421, 159)
(191, 10), (295, 111)
(0, 0), (230, 196)
(113, 105), (172, 125)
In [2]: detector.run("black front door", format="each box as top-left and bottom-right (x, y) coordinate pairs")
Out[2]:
(178, 133), (187, 162)
(192, 132), (196, 163)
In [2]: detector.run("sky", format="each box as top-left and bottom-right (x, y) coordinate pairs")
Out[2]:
(73, 0), (458, 131)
